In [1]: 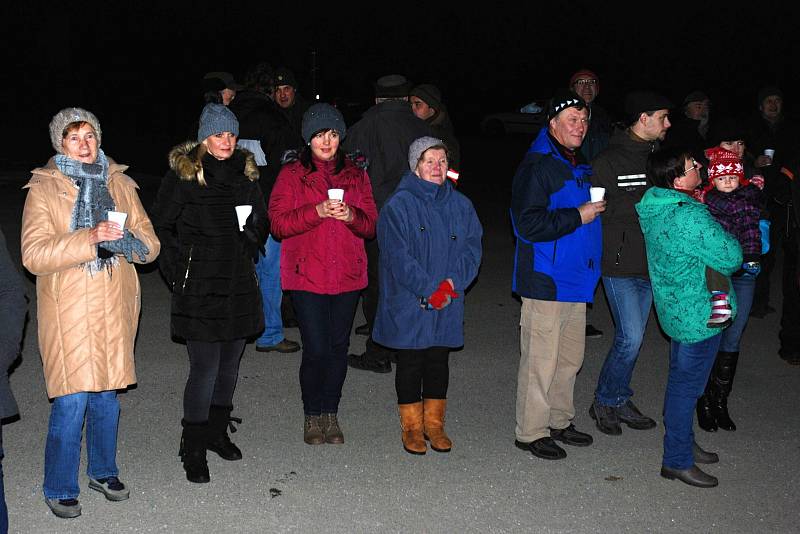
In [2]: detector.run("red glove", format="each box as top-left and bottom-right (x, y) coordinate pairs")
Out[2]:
(427, 279), (459, 310)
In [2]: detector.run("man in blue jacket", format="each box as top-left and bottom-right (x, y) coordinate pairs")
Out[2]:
(511, 89), (605, 460)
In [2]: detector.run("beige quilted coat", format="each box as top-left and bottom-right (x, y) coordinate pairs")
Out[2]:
(21, 158), (160, 399)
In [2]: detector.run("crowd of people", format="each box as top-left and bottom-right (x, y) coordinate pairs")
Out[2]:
(0, 62), (797, 525)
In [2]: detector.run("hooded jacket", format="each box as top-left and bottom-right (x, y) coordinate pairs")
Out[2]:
(636, 187), (742, 343)
(269, 156), (377, 295)
(511, 128), (602, 302)
(590, 128), (655, 278)
(372, 172), (482, 349)
(21, 157), (160, 398)
(151, 142), (268, 342)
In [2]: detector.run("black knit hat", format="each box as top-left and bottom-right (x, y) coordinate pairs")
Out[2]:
(410, 84), (443, 110)
(710, 117), (746, 146)
(757, 85), (783, 106)
(301, 103), (347, 144)
(623, 91), (673, 118)
(546, 89), (587, 120)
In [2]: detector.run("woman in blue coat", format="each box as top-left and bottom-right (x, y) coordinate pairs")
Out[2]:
(373, 137), (482, 455)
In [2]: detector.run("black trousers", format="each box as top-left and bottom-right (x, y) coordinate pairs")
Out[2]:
(183, 339), (245, 423)
(395, 347), (450, 404)
(362, 239), (397, 363)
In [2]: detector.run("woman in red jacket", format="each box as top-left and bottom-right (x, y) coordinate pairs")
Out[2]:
(269, 103), (377, 445)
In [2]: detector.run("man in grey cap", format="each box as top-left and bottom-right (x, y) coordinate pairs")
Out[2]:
(344, 74), (433, 374)
(588, 90), (672, 436)
(511, 89), (605, 460)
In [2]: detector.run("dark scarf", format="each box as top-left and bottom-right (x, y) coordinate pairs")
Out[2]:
(55, 149), (116, 274)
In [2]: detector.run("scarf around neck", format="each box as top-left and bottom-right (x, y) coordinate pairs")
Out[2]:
(55, 149), (117, 274)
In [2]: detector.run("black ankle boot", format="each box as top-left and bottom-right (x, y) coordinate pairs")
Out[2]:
(711, 351), (739, 431)
(180, 420), (210, 483)
(207, 405), (242, 461)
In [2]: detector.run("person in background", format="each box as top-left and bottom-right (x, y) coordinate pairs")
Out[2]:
(588, 91), (672, 436)
(665, 90), (711, 162)
(274, 67), (312, 139)
(344, 74), (432, 374)
(152, 103), (268, 484)
(373, 137), (482, 455)
(511, 89), (604, 461)
(203, 71), (243, 106)
(269, 104), (377, 445)
(409, 84), (461, 170)
(230, 61), (302, 354)
(22, 107), (159, 517)
(0, 227), (26, 532)
(637, 146), (742, 488)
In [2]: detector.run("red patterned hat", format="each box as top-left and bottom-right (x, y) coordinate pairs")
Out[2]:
(704, 147), (744, 181)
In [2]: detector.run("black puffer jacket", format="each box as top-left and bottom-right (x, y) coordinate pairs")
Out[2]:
(151, 142), (269, 342)
(590, 128), (656, 278)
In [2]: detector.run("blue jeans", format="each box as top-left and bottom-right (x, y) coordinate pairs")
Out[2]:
(595, 276), (653, 406)
(663, 333), (722, 469)
(43, 391), (120, 500)
(255, 235), (284, 347)
(719, 275), (755, 353)
(291, 290), (360, 415)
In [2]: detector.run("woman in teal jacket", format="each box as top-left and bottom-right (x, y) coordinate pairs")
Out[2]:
(636, 147), (742, 488)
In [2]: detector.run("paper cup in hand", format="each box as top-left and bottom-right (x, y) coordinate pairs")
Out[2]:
(107, 211), (127, 230)
(235, 205), (252, 231)
(328, 188), (344, 202)
(590, 187), (606, 202)
(764, 148), (775, 164)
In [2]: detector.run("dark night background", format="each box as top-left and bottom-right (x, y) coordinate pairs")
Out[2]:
(3, 3), (799, 175)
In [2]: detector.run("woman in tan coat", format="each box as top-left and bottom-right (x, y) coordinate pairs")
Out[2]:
(21, 107), (159, 519)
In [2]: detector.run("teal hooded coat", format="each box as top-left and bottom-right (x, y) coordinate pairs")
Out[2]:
(636, 187), (743, 344)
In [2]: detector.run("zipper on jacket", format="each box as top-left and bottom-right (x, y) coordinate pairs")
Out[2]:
(181, 245), (194, 292)
(615, 231), (626, 266)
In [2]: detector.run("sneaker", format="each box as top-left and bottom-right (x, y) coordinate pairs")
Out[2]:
(45, 497), (81, 518)
(88, 476), (130, 501)
(347, 352), (391, 374)
(256, 339), (301, 353)
(549, 424), (593, 446)
(589, 401), (622, 435)
(585, 324), (603, 338)
(616, 400), (657, 430)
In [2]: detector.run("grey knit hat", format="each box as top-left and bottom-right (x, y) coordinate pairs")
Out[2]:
(197, 103), (239, 141)
(301, 103), (346, 144)
(49, 107), (102, 154)
(408, 136), (447, 171)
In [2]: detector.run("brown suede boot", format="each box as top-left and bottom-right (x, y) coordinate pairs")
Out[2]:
(423, 398), (452, 452)
(398, 402), (426, 455)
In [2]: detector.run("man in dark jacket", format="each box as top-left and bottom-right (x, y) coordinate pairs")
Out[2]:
(409, 84), (461, 170)
(664, 90), (711, 161)
(588, 91), (673, 436)
(229, 62), (302, 354)
(273, 67), (311, 139)
(511, 89), (605, 461)
(0, 226), (26, 531)
(344, 74), (433, 374)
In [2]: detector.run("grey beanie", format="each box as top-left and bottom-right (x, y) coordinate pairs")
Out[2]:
(408, 136), (446, 171)
(197, 103), (239, 141)
(301, 103), (346, 144)
(49, 107), (102, 154)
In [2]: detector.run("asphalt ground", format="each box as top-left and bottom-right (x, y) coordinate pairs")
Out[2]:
(0, 135), (798, 533)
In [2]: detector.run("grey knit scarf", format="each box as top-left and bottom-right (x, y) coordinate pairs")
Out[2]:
(55, 149), (117, 274)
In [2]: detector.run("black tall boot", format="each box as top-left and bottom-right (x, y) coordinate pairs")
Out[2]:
(696, 381), (718, 432)
(711, 351), (739, 431)
(179, 420), (210, 483)
(207, 405), (242, 461)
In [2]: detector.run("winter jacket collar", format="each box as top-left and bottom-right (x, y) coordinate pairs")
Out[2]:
(394, 171), (452, 204)
(527, 127), (592, 182)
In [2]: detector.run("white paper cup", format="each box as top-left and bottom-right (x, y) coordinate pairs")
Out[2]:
(235, 205), (252, 231)
(764, 149), (775, 164)
(107, 210), (127, 230)
(590, 187), (606, 202)
(328, 188), (344, 202)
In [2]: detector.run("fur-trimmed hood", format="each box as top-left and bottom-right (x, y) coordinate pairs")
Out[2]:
(168, 141), (259, 182)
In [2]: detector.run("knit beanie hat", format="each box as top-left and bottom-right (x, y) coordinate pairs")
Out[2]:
(757, 85), (783, 106)
(301, 103), (346, 144)
(49, 107), (102, 154)
(623, 91), (673, 118)
(410, 84), (443, 111)
(568, 69), (600, 92)
(547, 89), (587, 120)
(710, 117), (746, 146)
(408, 136), (446, 171)
(197, 103), (239, 142)
(705, 147), (744, 182)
